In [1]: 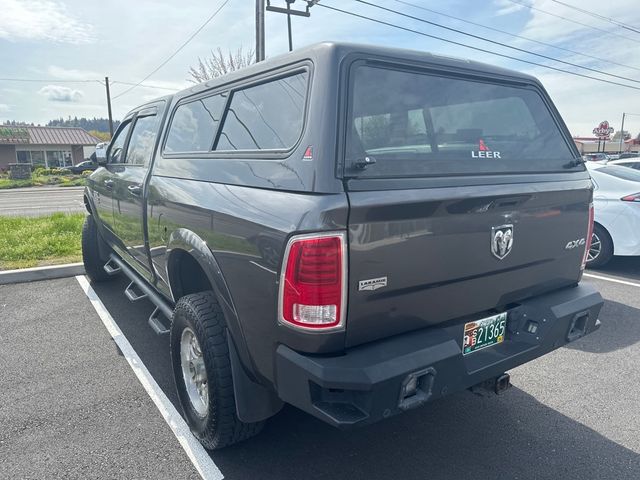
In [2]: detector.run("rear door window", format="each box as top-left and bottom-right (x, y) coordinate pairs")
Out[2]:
(346, 64), (577, 178)
(215, 72), (307, 151)
(126, 114), (159, 166)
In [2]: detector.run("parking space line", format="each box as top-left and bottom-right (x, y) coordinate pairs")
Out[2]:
(584, 273), (640, 288)
(75, 275), (223, 480)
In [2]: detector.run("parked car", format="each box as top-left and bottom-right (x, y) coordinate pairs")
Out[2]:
(618, 152), (640, 159)
(608, 158), (640, 170)
(585, 162), (640, 267)
(82, 42), (603, 450)
(583, 152), (609, 163)
(65, 160), (98, 174)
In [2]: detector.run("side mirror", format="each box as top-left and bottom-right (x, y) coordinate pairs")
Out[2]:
(97, 155), (108, 166)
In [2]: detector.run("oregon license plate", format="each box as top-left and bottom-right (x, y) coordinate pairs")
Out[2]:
(463, 312), (508, 355)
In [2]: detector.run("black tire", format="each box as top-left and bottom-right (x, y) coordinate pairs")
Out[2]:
(170, 291), (264, 450)
(587, 224), (614, 269)
(81, 214), (112, 282)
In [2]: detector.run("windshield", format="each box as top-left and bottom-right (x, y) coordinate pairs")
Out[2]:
(345, 64), (578, 178)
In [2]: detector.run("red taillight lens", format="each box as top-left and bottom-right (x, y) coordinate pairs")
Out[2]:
(279, 233), (346, 331)
(621, 193), (640, 202)
(582, 203), (594, 270)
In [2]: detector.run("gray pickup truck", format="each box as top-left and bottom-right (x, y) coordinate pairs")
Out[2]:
(82, 42), (604, 450)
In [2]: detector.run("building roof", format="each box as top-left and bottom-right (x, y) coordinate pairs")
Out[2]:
(0, 126), (100, 146)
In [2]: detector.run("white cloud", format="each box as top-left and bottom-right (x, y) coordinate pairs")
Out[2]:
(38, 85), (84, 102)
(0, 0), (94, 44)
(47, 65), (101, 80)
(0, 104), (10, 113)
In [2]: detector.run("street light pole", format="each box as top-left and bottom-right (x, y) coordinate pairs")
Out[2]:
(256, 0), (266, 62)
(619, 112), (626, 154)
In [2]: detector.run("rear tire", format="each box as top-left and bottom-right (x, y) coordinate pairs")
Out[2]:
(170, 291), (264, 450)
(587, 224), (613, 268)
(81, 214), (112, 282)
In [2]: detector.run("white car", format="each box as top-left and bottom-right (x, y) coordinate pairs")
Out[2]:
(586, 162), (640, 267)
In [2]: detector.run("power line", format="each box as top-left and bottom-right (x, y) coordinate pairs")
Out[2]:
(548, 0), (640, 35)
(504, 0), (640, 44)
(353, 0), (640, 85)
(316, 3), (640, 92)
(112, 0), (230, 100)
(0, 78), (101, 83)
(111, 80), (179, 92)
(391, 0), (640, 73)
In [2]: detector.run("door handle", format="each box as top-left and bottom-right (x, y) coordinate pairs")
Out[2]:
(128, 184), (142, 196)
(104, 179), (114, 190)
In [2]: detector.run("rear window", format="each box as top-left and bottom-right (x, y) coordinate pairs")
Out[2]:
(598, 166), (640, 182)
(346, 64), (577, 178)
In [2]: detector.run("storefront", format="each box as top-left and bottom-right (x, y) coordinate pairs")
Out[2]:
(0, 126), (100, 171)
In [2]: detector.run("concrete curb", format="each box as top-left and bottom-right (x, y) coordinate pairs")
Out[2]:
(0, 263), (85, 285)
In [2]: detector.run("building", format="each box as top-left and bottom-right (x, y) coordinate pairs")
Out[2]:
(573, 136), (640, 155)
(0, 126), (100, 171)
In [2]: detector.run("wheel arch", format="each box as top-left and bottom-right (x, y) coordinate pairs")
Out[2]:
(165, 228), (282, 423)
(593, 221), (614, 254)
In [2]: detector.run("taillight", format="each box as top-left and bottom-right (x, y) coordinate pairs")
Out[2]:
(581, 203), (594, 270)
(278, 232), (347, 331)
(621, 193), (640, 202)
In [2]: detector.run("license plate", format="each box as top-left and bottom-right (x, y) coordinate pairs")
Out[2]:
(462, 312), (508, 355)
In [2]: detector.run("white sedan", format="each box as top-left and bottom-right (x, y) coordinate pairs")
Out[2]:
(586, 162), (640, 267)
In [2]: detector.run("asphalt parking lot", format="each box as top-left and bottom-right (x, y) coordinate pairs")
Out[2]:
(1, 263), (639, 479)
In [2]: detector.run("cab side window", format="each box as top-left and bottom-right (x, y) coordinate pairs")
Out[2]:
(108, 122), (131, 164)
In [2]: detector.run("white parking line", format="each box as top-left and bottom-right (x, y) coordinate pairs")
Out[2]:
(75, 275), (223, 480)
(584, 272), (640, 288)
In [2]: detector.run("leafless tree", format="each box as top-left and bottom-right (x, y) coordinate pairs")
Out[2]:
(188, 47), (255, 83)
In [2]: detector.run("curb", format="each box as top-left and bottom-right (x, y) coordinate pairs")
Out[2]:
(0, 263), (85, 285)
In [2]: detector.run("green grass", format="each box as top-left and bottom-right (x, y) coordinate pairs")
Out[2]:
(0, 213), (85, 270)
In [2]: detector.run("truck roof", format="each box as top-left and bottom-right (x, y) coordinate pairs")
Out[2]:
(173, 41), (540, 101)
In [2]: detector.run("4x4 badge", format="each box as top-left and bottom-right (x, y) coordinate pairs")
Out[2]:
(491, 225), (514, 260)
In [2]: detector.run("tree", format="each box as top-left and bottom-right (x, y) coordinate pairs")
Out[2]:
(88, 130), (111, 142)
(188, 46), (255, 83)
(612, 130), (631, 141)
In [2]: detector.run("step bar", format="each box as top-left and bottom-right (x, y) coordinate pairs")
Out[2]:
(104, 254), (173, 335)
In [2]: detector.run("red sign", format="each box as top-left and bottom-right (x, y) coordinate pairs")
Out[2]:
(593, 121), (614, 140)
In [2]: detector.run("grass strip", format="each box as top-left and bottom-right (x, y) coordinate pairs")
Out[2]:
(0, 213), (85, 270)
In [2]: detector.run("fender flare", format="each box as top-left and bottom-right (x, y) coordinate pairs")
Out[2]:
(166, 228), (283, 422)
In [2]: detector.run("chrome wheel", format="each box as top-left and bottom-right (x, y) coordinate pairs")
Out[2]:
(180, 328), (209, 417)
(587, 232), (601, 263)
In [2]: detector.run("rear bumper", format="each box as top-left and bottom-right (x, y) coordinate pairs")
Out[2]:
(275, 283), (603, 428)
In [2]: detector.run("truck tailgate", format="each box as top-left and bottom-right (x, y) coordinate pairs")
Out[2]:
(345, 179), (592, 347)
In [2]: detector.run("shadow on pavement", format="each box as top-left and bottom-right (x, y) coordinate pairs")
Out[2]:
(92, 278), (640, 480)
(590, 256), (640, 282)
(564, 300), (640, 354)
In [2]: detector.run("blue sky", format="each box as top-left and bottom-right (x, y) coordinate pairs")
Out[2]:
(1, 0), (639, 136)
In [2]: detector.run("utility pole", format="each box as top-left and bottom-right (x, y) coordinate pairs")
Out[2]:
(256, 0), (266, 62)
(266, 1), (318, 53)
(287, 1), (293, 52)
(105, 76), (114, 138)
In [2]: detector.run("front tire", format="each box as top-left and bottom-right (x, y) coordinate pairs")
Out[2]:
(81, 214), (112, 282)
(170, 291), (264, 450)
(587, 224), (613, 268)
